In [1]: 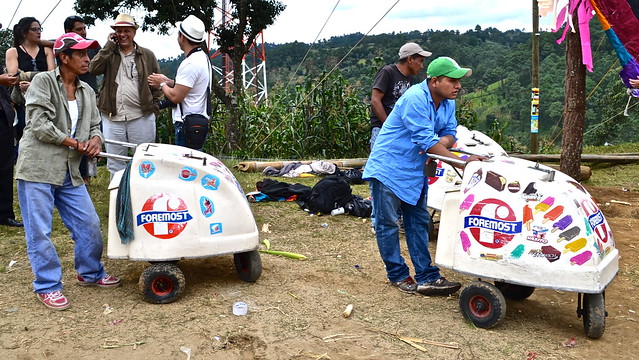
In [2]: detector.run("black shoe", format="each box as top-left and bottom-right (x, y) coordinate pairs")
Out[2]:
(390, 276), (417, 293)
(417, 277), (461, 296)
(0, 218), (23, 227)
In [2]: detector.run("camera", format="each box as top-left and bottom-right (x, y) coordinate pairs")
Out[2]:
(158, 98), (177, 109)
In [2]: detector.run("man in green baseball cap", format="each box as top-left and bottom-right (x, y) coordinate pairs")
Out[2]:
(363, 56), (484, 296)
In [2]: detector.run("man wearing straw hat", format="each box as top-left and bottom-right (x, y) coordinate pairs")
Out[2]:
(89, 13), (161, 178)
(148, 15), (211, 150)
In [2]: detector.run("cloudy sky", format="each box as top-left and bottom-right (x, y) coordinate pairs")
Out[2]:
(3, 0), (554, 59)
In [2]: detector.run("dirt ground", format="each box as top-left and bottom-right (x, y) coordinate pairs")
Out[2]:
(0, 183), (638, 360)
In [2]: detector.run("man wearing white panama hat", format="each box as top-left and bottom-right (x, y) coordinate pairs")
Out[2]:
(148, 15), (211, 150)
(89, 13), (161, 178)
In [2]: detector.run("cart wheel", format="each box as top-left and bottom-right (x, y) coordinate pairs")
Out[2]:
(234, 250), (262, 283)
(459, 281), (507, 328)
(582, 293), (606, 339)
(494, 281), (535, 300)
(138, 262), (186, 304)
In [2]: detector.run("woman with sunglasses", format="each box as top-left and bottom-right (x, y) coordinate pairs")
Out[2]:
(5, 17), (55, 141)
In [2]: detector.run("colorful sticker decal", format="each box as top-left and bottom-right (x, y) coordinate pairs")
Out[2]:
(581, 198), (610, 243)
(523, 204), (533, 231)
(139, 161), (156, 179)
(200, 196), (215, 218)
(480, 253), (503, 261)
(534, 196), (554, 214)
(179, 167), (198, 181)
(527, 225), (548, 244)
(529, 246), (561, 262)
(551, 215), (573, 233)
(464, 198), (521, 249)
(485, 170), (506, 191)
(460, 230), (471, 254)
(445, 169), (456, 183)
(557, 226), (580, 243)
(563, 237), (587, 253)
(201, 174), (220, 191)
(459, 194), (474, 212)
(210, 222), (223, 235)
(521, 182), (542, 201)
(570, 250), (592, 265)
(541, 245), (561, 262)
(464, 168), (482, 193)
(510, 244), (525, 259)
(507, 181), (521, 193)
(137, 193), (193, 239)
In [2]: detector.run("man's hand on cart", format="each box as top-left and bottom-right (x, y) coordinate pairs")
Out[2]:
(78, 136), (103, 157)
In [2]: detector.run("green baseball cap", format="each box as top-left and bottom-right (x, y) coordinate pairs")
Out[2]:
(427, 57), (472, 78)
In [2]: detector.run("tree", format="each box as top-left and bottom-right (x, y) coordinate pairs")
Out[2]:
(74, 0), (217, 33)
(560, 11), (586, 180)
(211, 0), (285, 150)
(74, 0), (285, 152)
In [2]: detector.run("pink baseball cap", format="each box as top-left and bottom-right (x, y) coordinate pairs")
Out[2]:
(53, 32), (98, 56)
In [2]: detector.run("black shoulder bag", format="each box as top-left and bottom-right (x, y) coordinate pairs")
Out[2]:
(180, 48), (211, 150)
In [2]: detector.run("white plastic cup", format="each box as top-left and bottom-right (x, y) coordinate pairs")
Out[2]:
(331, 207), (345, 216)
(233, 302), (248, 316)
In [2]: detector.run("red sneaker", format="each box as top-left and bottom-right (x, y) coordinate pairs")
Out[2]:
(77, 274), (121, 288)
(36, 291), (70, 311)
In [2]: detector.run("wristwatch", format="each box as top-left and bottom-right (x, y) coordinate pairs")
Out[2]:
(159, 82), (167, 90)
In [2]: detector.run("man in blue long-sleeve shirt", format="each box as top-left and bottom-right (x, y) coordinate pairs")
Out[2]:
(363, 57), (484, 296)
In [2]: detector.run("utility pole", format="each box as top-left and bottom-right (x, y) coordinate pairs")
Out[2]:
(531, 0), (540, 154)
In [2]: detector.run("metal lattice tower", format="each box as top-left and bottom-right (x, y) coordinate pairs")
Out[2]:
(209, 0), (268, 103)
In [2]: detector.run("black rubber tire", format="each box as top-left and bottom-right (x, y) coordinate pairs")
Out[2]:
(494, 281), (535, 300)
(583, 293), (606, 339)
(138, 262), (186, 304)
(234, 250), (262, 282)
(459, 281), (507, 329)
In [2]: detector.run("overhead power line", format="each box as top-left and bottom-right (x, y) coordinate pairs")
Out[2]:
(252, 0), (402, 153)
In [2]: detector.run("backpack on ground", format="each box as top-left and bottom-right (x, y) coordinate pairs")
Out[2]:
(304, 175), (354, 214)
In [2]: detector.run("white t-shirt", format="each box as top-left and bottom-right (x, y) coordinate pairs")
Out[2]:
(172, 49), (210, 122)
(68, 100), (78, 137)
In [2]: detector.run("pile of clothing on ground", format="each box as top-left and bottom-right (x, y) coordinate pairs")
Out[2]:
(246, 168), (371, 218)
(261, 160), (337, 178)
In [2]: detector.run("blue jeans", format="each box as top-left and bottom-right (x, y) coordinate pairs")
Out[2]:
(18, 174), (106, 293)
(369, 178), (440, 284)
(174, 121), (186, 147)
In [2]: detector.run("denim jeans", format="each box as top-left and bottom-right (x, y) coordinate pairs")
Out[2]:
(174, 121), (186, 147)
(369, 126), (382, 226)
(18, 173), (106, 293)
(369, 178), (440, 285)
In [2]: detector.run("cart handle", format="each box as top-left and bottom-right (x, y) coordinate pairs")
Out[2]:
(426, 153), (467, 167)
(104, 139), (137, 148)
(98, 152), (132, 161)
(450, 147), (494, 159)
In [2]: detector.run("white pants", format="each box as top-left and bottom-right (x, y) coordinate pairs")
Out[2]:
(102, 113), (156, 177)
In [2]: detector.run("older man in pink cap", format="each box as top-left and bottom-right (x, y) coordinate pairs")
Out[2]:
(89, 14), (161, 178)
(16, 32), (121, 311)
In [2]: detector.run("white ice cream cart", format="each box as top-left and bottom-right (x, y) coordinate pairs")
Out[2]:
(106, 143), (261, 304)
(433, 154), (618, 339)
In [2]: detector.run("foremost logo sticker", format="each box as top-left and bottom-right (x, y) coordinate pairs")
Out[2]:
(137, 193), (193, 239)
(464, 198), (522, 249)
